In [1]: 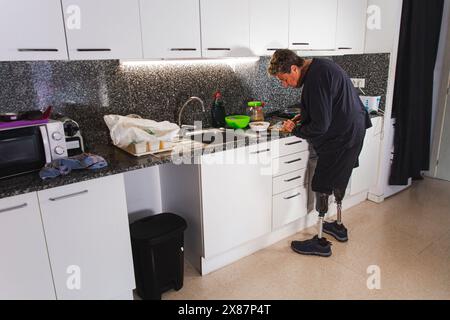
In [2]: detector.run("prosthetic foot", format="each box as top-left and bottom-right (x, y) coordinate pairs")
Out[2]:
(291, 193), (332, 257)
(323, 188), (348, 242)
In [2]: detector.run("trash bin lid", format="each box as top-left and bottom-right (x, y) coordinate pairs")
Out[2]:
(130, 212), (187, 241)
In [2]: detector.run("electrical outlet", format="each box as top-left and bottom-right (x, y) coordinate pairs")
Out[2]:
(350, 78), (365, 88)
(359, 78), (365, 88)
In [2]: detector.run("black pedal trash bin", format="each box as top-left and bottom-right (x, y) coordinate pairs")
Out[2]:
(130, 212), (187, 300)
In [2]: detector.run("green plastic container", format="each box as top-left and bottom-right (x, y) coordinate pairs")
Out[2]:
(225, 115), (250, 129)
(247, 101), (263, 107)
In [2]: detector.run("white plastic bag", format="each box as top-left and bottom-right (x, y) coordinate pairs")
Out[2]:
(103, 114), (180, 148)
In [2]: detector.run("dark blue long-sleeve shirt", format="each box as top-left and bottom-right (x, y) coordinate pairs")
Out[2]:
(293, 58), (372, 153)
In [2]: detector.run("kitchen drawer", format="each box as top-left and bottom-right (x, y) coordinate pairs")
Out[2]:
(273, 168), (308, 195)
(273, 185), (308, 229)
(271, 136), (308, 158)
(273, 151), (309, 177)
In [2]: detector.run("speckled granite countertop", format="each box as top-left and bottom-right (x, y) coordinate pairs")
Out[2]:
(0, 129), (293, 199)
(0, 114), (383, 200)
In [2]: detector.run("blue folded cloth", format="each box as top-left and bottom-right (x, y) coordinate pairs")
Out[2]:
(40, 153), (108, 180)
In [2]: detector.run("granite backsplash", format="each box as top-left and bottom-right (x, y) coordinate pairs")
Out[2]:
(0, 53), (389, 147)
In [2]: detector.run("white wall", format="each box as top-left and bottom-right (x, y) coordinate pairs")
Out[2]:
(364, 0), (403, 53)
(431, 0), (450, 150)
(123, 166), (162, 223)
(367, 0), (404, 200)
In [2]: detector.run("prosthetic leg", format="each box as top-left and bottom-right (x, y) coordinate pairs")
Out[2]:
(323, 188), (349, 242)
(291, 193), (332, 257)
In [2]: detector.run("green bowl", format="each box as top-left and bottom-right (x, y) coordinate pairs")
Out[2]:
(225, 115), (250, 129)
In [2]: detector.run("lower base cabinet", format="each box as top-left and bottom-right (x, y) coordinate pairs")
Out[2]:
(200, 145), (273, 259)
(38, 174), (135, 299)
(272, 185), (309, 229)
(0, 174), (135, 300)
(0, 192), (56, 300)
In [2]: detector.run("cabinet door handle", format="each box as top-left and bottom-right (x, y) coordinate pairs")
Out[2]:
(18, 48), (59, 52)
(170, 48), (197, 51)
(0, 203), (27, 214)
(283, 193), (301, 200)
(76, 48), (111, 52)
(250, 148), (270, 154)
(292, 42), (310, 46)
(285, 140), (302, 146)
(284, 175), (302, 182)
(284, 158), (302, 164)
(49, 190), (88, 202)
(207, 48), (231, 51)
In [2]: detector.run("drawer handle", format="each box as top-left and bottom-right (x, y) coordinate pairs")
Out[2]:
(338, 47), (352, 50)
(170, 48), (197, 51)
(292, 42), (310, 46)
(18, 48), (59, 52)
(0, 203), (27, 214)
(250, 148), (270, 154)
(77, 48), (111, 52)
(285, 140), (302, 146)
(49, 190), (88, 202)
(266, 48), (283, 51)
(284, 175), (302, 182)
(283, 193), (301, 200)
(284, 158), (302, 164)
(207, 48), (231, 51)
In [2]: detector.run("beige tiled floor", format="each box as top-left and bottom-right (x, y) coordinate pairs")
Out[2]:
(163, 177), (450, 300)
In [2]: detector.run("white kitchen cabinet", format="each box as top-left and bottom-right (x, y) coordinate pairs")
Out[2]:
(62, 0), (142, 60)
(350, 117), (382, 195)
(37, 174), (135, 300)
(273, 151), (310, 177)
(249, 0), (289, 56)
(0, 0), (68, 61)
(0, 192), (56, 300)
(273, 185), (309, 229)
(200, 145), (272, 258)
(200, 0), (251, 58)
(271, 136), (309, 158)
(140, 0), (201, 59)
(289, 0), (338, 51)
(335, 0), (367, 54)
(364, 0), (403, 53)
(273, 168), (308, 195)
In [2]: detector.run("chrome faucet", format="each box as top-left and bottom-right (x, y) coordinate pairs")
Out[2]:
(178, 96), (206, 128)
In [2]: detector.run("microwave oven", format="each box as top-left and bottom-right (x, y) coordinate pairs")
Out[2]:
(0, 120), (68, 179)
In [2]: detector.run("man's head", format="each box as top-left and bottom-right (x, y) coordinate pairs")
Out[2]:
(268, 49), (305, 88)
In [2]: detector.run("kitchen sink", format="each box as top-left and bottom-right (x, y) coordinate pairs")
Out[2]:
(185, 128), (226, 145)
(174, 127), (258, 145)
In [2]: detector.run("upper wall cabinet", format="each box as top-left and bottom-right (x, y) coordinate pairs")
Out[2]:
(0, 0), (68, 61)
(364, 0), (403, 53)
(289, 0), (338, 51)
(62, 0), (142, 60)
(140, 0), (201, 59)
(200, 0), (251, 58)
(335, 0), (367, 54)
(249, 0), (289, 56)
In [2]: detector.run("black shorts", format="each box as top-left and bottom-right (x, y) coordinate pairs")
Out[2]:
(311, 138), (365, 195)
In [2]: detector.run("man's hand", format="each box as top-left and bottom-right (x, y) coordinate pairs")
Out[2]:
(282, 119), (296, 133)
(282, 114), (301, 133)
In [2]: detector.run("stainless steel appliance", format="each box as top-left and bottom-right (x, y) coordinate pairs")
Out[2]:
(0, 120), (68, 179)
(61, 118), (85, 156)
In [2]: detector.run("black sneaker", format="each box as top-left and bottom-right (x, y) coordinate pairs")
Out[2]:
(291, 235), (332, 257)
(323, 221), (348, 242)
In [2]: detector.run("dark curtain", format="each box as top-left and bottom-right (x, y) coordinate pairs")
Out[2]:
(390, 0), (445, 185)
